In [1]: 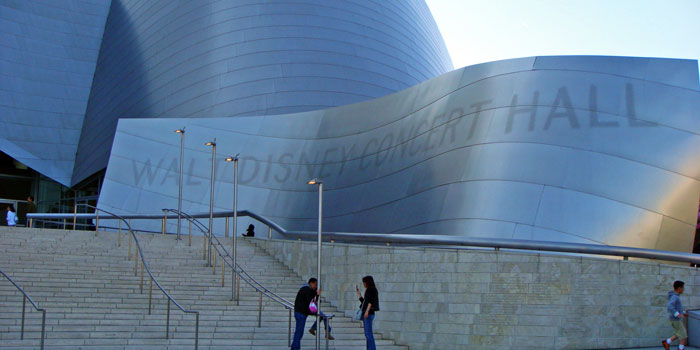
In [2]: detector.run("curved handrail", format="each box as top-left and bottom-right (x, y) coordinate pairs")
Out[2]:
(28, 209), (700, 264)
(169, 209), (700, 265)
(76, 204), (200, 349)
(240, 211), (700, 265)
(163, 209), (293, 309)
(0, 268), (43, 311)
(0, 267), (46, 349)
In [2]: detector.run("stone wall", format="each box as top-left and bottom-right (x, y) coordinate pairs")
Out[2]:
(251, 238), (700, 350)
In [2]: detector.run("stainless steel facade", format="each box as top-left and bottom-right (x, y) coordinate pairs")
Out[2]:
(98, 55), (700, 252)
(71, 0), (453, 184)
(0, 0), (111, 186)
(3, 2), (700, 252)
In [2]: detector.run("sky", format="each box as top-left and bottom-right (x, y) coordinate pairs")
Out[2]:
(425, 0), (700, 73)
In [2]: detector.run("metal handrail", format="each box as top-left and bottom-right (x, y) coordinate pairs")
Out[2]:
(163, 209), (294, 308)
(27, 209), (296, 346)
(163, 209), (336, 348)
(33, 219), (163, 234)
(75, 204), (200, 349)
(0, 268), (46, 349)
(28, 209), (700, 264)
(162, 209), (700, 265)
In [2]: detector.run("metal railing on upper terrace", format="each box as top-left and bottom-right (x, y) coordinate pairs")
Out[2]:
(0, 267), (46, 349)
(28, 209), (700, 265)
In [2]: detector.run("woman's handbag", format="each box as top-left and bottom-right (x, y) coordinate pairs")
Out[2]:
(354, 299), (366, 321)
(309, 296), (318, 314)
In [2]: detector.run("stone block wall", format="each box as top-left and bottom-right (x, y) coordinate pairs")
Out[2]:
(251, 238), (700, 350)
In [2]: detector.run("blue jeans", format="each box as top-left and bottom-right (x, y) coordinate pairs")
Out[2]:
(310, 311), (331, 334)
(363, 314), (376, 350)
(291, 311), (332, 350)
(291, 312), (306, 350)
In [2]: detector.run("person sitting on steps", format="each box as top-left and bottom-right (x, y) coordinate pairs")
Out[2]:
(242, 224), (255, 237)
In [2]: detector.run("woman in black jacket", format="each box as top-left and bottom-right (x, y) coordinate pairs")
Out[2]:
(356, 275), (379, 350)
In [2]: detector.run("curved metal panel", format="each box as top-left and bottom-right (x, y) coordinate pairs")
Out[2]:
(72, 0), (453, 184)
(98, 55), (700, 252)
(0, 0), (111, 185)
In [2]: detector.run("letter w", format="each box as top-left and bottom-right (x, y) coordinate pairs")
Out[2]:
(133, 158), (163, 186)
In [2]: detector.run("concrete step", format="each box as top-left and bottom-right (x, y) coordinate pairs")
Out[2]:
(0, 227), (406, 350)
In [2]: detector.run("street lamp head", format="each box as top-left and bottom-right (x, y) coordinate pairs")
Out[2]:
(174, 128), (185, 134)
(307, 178), (322, 185)
(205, 141), (216, 147)
(225, 153), (240, 162)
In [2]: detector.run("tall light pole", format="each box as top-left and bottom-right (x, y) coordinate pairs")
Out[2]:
(307, 178), (322, 350)
(225, 154), (239, 304)
(174, 128), (185, 240)
(205, 140), (216, 267)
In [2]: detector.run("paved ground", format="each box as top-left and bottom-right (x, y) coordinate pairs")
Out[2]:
(623, 347), (698, 350)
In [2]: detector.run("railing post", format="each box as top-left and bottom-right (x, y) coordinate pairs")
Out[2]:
(325, 317), (331, 350)
(140, 260), (144, 293)
(128, 232), (133, 261)
(202, 229), (206, 261)
(73, 202), (77, 230)
(62, 218), (65, 230)
(288, 308), (292, 347)
(20, 295), (26, 339)
(40, 309), (46, 350)
(134, 246), (139, 276)
(148, 278), (153, 314)
(95, 211), (99, 236)
(268, 226), (272, 240)
(236, 273), (240, 306)
(29, 218), (33, 228)
(258, 292), (262, 328)
(221, 258), (225, 287)
(225, 217), (229, 238)
(118, 220), (122, 247)
(213, 251), (217, 275)
(166, 299), (171, 339)
(194, 312), (199, 350)
(188, 220), (192, 247)
(162, 210), (167, 235)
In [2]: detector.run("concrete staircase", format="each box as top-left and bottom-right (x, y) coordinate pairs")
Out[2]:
(0, 227), (406, 350)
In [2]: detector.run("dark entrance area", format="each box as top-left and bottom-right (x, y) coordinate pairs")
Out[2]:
(0, 151), (103, 227)
(0, 151), (36, 225)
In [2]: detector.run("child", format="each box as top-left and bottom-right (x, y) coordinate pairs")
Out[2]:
(662, 280), (687, 350)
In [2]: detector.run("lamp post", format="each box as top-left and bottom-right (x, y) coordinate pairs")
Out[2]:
(174, 128), (185, 240)
(225, 154), (239, 303)
(307, 178), (322, 350)
(205, 140), (216, 267)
